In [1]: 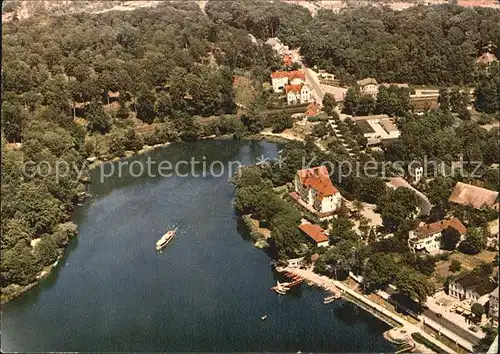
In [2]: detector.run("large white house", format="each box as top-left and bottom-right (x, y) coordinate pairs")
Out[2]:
(285, 84), (313, 105)
(271, 70), (305, 93)
(357, 77), (379, 97)
(408, 218), (467, 253)
(294, 166), (342, 215)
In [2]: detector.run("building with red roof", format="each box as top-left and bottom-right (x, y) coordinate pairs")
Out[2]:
(283, 54), (292, 67)
(271, 70), (306, 93)
(408, 218), (467, 254)
(294, 166), (342, 216)
(285, 83), (313, 105)
(299, 223), (330, 247)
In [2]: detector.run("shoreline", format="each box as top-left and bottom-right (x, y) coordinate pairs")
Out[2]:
(1, 134), (289, 304)
(284, 267), (457, 354)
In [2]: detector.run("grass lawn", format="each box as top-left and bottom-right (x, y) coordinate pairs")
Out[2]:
(432, 250), (498, 288)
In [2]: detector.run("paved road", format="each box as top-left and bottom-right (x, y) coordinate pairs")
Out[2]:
(303, 67), (325, 105)
(423, 309), (479, 345)
(384, 287), (478, 346)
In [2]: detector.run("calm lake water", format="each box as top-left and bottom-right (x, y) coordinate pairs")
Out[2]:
(1, 140), (395, 352)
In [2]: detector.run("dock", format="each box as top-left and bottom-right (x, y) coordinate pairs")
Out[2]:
(283, 267), (458, 354)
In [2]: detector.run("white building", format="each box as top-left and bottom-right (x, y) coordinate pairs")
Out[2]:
(449, 272), (498, 303)
(408, 162), (424, 184)
(285, 84), (313, 105)
(294, 166), (342, 214)
(270, 70), (305, 93)
(353, 115), (400, 146)
(357, 77), (379, 97)
(298, 223), (329, 247)
(408, 218), (467, 253)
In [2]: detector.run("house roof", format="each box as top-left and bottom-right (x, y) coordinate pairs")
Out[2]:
(299, 223), (329, 243)
(379, 119), (399, 133)
(306, 102), (319, 117)
(414, 218), (467, 239)
(271, 70), (305, 80)
(448, 182), (499, 209)
(297, 166), (338, 196)
(476, 52), (498, 65)
(356, 120), (376, 134)
(453, 271), (498, 296)
(283, 54), (292, 66)
(357, 77), (378, 87)
(380, 83), (410, 88)
(107, 90), (120, 98)
(289, 70), (305, 81)
(285, 84), (302, 94)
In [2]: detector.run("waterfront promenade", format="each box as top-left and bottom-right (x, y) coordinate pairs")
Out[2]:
(286, 268), (458, 354)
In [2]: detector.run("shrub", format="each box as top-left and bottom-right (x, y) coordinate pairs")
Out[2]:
(411, 333), (442, 353)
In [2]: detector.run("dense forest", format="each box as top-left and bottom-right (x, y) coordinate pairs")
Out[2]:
(208, 1), (500, 85)
(0, 1), (282, 300)
(1, 0), (499, 304)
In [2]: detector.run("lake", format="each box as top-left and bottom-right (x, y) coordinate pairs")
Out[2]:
(1, 140), (395, 352)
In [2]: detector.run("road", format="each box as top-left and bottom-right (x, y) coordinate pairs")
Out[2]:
(383, 286), (478, 348)
(286, 268), (458, 354)
(423, 308), (479, 345)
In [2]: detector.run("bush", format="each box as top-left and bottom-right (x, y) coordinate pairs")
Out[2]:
(449, 259), (461, 272)
(411, 333), (442, 353)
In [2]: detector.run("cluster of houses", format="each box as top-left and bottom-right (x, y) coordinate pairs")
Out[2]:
(407, 181), (499, 254)
(270, 70), (314, 105)
(449, 274), (498, 321)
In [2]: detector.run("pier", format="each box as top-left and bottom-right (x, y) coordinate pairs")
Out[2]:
(284, 267), (458, 354)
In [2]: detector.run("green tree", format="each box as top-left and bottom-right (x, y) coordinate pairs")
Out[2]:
(449, 259), (461, 273)
(271, 112), (293, 133)
(362, 253), (398, 290)
(85, 101), (111, 134)
(442, 227), (461, 251)
(1, 102), (24, 142)
(471, 302), (484, 319)
(458, 228), (487, 255)
(394, 266), (435, 306)
(330, 216), (358, 243)
(380, 188), (420, 231)
(322, 93), (337, 116)
(343, 87), (361, 116)
(241, 112), (263, 134)
(136, 89), (156, 124)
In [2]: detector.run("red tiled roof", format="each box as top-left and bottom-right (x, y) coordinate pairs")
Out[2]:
(271, 70), (305, 80)
(299, 223), (329, 243)
(283, 54), (292, 66)
(448, 182), (499, 209)
(285, 84), (302, 94)
(288, 70), (305, 81)
(297, 166), (338, 197)
(306, 102), (319, 117)
(271, 71), (290, 79)
(415, 218), (467, 239)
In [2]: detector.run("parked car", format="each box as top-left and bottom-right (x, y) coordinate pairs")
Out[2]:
(469, 326), (478, 332)
(435, 313), (443, 318)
